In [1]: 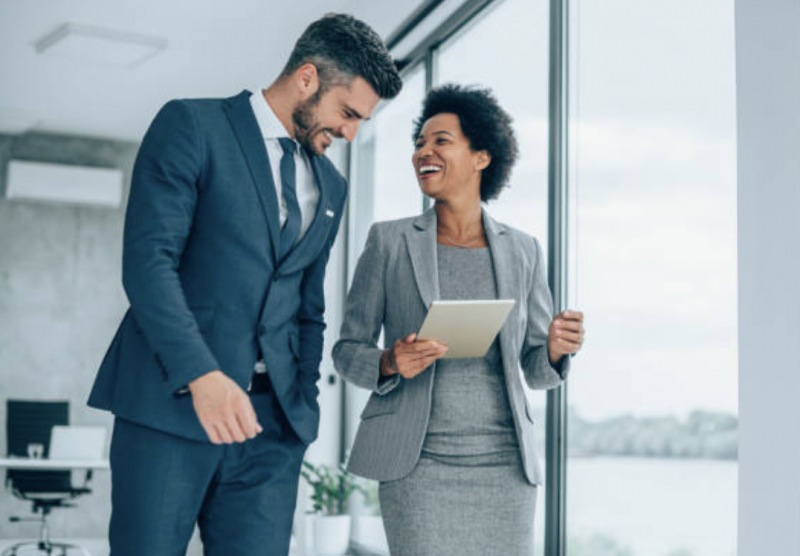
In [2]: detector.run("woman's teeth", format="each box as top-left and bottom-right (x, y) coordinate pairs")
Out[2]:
(419, 165), (441, 174)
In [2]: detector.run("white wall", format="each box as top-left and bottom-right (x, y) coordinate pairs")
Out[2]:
(735, 0), (800, 554)
(0, 132), (136, 541)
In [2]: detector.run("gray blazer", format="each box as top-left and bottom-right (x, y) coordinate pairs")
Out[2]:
(332, 208), (569, 485)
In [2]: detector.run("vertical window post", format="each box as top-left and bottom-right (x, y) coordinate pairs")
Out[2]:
(545, 0), (570, 555)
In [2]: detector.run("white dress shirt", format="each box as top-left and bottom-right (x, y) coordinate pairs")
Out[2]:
(249, 89), (319, 241)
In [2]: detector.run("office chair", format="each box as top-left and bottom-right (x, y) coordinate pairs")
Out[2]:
(3, 400), (91, 556)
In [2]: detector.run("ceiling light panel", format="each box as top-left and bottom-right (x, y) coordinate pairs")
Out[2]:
(35, 23), (167, 68)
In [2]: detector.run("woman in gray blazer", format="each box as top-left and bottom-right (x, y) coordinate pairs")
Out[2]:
(333, 84), (584, 556)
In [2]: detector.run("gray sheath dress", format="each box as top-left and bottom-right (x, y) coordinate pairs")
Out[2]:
(378, 244), (537, 556)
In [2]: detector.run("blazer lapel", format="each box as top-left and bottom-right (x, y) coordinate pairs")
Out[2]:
(404, 208), (439, 308)
(483, 210), (516, 365)
(223, 90), (281, 264)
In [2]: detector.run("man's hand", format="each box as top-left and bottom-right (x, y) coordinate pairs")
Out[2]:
(380, 333), (448, 380)
(548, 310), (585, 365)
(188, 370), (263, 444)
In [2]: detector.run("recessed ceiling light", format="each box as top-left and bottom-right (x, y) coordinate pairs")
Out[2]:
(35, 23), (167, 68)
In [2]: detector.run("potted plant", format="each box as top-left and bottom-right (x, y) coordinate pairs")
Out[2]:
(301, 460), (363, 556)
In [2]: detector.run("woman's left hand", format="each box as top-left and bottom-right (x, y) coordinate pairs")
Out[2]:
(548, 310), (585, 365)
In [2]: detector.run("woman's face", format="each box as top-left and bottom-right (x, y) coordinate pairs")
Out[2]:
(412, 112), (489, 201)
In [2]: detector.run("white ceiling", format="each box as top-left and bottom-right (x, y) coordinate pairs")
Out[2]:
(0, 0), (421, 141)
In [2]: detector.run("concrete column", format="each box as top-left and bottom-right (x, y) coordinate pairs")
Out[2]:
(736, 0), (800, 553)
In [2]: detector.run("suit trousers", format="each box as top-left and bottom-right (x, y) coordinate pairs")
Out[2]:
(108, 389), (306, 556)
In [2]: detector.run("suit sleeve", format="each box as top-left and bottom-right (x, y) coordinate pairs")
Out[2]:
(519, 237), (570, 389)
(333, 224), (400, 394)
(122, 99), (220, 393)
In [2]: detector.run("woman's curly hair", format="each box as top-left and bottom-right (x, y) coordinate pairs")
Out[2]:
(412, 84), (519, 202)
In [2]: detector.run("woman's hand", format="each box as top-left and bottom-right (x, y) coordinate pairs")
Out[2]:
(548, 310), (585, 365)
(380, 333), (448, 379)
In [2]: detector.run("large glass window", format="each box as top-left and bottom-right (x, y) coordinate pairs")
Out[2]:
(345, 0), (552, 552)
(437, 0), (551, 553)
(566, 1), (738, 555)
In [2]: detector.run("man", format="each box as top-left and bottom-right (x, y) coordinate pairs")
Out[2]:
(88, 13), (401, 555)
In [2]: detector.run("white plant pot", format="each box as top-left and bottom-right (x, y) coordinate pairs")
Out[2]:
(352, 515), (388, 552)
(312, 514), (351, 556)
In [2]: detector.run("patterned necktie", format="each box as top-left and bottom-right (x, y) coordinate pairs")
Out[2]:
(278, 137), (301, 260)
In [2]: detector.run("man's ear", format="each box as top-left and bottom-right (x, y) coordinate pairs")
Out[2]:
(295, 63), (320, 100)
(475, 150), (491, 172)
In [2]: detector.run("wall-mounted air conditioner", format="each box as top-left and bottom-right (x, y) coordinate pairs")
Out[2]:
(4, 160), (123, 208)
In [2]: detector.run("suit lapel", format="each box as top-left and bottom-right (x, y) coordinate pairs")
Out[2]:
(223, 90), (281, 264)
(483, 209), (516, 367)
(404, 208), (439, 308)
(278, 155), (337, 274)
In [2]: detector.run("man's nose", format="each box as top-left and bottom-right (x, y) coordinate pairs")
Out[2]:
(341, 121), (360, 142)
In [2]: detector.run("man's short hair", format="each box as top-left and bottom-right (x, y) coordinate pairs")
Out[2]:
(282, 13), (402, 100)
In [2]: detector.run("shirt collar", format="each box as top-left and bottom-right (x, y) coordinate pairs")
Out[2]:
(250, 89), (296, 143)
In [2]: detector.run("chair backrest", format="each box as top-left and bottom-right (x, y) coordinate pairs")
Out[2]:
(6, 399), (71, 494)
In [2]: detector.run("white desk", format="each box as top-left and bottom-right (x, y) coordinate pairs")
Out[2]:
(0, 458), (109, 471)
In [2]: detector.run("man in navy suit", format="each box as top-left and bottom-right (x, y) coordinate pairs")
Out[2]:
(88, 13), (401, 555)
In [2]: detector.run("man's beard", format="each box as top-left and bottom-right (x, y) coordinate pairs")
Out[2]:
(292, 93), (324, 155)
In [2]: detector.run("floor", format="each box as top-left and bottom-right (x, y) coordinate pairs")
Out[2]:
(0, 537), (203, 555)
(0, 537), (311, 555)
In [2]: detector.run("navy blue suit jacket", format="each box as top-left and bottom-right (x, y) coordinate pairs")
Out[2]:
(88, 91), (346, 444)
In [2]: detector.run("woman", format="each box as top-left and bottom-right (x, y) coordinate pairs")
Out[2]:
(332, 84), (584, 556)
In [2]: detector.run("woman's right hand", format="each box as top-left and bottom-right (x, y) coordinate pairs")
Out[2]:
(380, 333), (448, 379)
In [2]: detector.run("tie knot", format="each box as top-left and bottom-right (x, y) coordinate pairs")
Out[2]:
(278, 137), (297, 156)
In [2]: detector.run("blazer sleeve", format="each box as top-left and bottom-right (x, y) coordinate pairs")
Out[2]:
(519, 236), (571, 389)
(121, 99), (220, 393)
(332, 223), (400, 394)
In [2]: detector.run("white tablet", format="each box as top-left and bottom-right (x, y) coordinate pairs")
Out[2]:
(417, 299), (515, 359)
